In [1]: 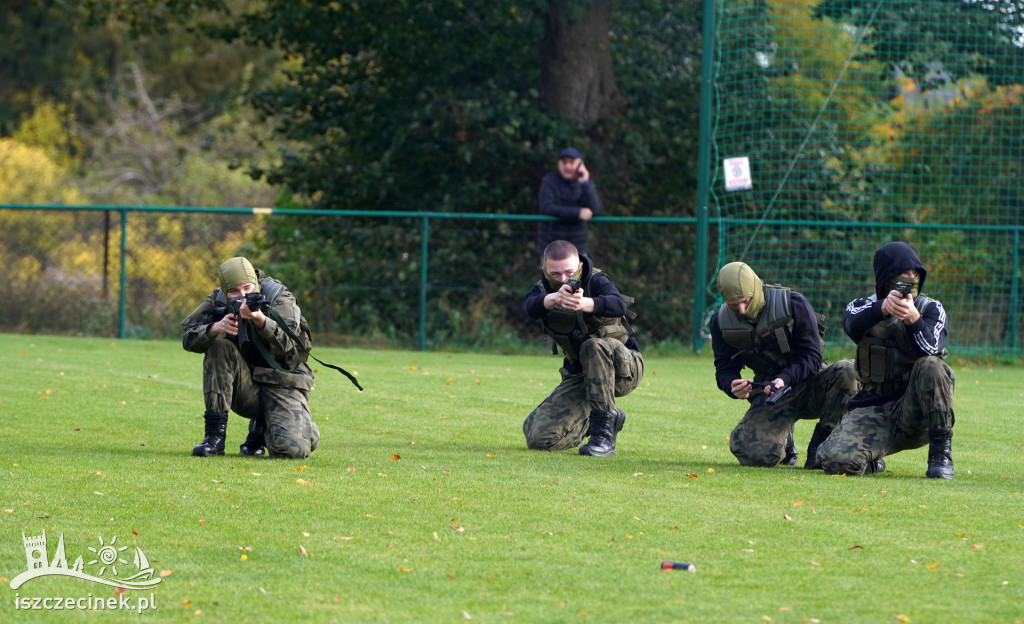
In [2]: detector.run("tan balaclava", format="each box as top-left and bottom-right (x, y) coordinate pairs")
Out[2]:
(717, 261), (765, 322)
(218, 257), (259, 294)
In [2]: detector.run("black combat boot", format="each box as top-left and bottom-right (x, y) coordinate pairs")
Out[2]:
(239, 417), (267, 457)
(781, 431), (798, 466)
(803, 423), (832, 470)
(579, 408), (624, 457)
(925, 427), (954, 479)
(192, 410), (228, 457)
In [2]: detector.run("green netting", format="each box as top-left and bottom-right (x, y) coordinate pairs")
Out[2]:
(709, 0), (1024, 355)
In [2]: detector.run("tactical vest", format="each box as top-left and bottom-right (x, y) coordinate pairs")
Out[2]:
(855, 295), (946, 394)
(717, 285), (821, 379)
(540, 269), (635, 363)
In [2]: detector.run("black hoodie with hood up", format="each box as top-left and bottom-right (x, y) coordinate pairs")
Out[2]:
(843, 242), (948, 408)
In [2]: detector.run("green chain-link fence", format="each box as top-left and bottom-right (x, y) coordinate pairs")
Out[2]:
(705, 0), (1024, 355)
(0, 205), (698, 352)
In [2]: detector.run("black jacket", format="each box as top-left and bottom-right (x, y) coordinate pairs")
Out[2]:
(536, 171), (603, 254)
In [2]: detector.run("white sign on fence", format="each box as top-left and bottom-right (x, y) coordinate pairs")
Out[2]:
(723, 157), (752, 192)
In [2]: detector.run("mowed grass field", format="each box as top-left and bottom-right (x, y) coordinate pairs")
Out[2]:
(1, 333), (1022, 623)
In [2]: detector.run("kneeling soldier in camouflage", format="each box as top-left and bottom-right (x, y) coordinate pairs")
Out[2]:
(817, 242), (955, 478)
(710, 262), (858, 468)
(181, 257), (320, 459)
(522, 240), (643, 456)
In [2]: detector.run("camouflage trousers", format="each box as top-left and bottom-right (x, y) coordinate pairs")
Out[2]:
(818, 356), (955, 476)
(523, 337), (644, 451)
(730, 359), (857, 467)
(202, 340), (320, 459)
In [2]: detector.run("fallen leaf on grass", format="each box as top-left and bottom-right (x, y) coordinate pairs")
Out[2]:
(707, 468), (715, 473)
(92, 471), (106, 477)
(199, 518), (205, 527)
(927, 563), (940, 569)
(433, 532), (440, 541)
(240, 554), (247, 561)
(810, 561), (821, 567)
(299, 545), (308, 556)
(294, 465), (306, 472)
(398, 567), (411, 572)
(893, 616), (910, 623)
(970, 544), (983, 549)
(391, 454), (401, 460)
(686, 474), (698, 478)
(783, 514), (792, 521)
(296, 479), (313, 486)
(159, 570), (174, 577)
(848, 545), (864, 550)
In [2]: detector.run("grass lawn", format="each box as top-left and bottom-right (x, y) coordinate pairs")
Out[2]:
(1, 334), (1022, 623)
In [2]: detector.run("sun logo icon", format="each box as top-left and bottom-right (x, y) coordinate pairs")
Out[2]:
(87, 535), (129, 577)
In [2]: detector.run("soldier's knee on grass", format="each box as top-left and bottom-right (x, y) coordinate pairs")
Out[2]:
(820, 457), (877, 476)
(525, 432), (576, 452)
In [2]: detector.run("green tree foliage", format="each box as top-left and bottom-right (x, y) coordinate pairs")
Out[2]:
(816, 0), (1024, 88)
(212, 1), (705, 345)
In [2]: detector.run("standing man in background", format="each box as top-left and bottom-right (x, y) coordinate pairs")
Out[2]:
(536, 147), (603, 257)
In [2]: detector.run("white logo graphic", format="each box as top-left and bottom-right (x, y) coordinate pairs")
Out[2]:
(10, 531), (162, 591)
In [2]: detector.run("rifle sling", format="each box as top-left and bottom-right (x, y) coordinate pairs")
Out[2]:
(248, 309), (363, 391)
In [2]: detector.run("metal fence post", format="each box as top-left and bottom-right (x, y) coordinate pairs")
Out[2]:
(419, 214), (429, 351)
(692, 0), (717, 353)
(1013, 228), (1020, 353)
(118, 209), (128, 339)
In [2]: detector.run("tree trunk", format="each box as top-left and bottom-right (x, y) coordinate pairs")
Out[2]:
(540, 0), (627, 127)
